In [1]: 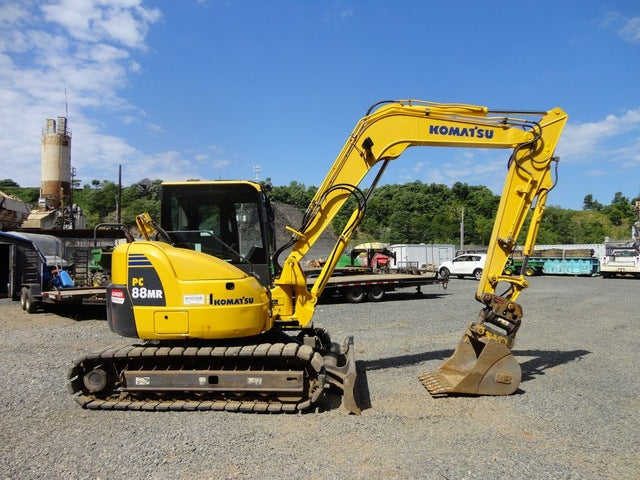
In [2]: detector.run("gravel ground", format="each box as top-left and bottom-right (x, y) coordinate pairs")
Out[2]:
(0, 276), (638, 480)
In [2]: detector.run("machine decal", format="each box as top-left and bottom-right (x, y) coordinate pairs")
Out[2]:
(128, 253), (152, 266)
(213, 296), (254, 306)
(127, 254), (166, 306)
(135, 376), (151, 386)
(428, 124), (494, 139)
(111, 289), (125, 305)
(131, 283), (163, 300)
(183, 294), (205, 305)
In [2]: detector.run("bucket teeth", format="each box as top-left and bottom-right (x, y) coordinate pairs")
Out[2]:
(418, 372), (453, 395)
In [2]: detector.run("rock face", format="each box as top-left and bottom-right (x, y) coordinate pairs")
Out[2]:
(271, 201), (339, 266)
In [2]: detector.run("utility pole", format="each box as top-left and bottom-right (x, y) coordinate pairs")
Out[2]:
(117, 164), (122, 224)
(460, 206), (464, 251)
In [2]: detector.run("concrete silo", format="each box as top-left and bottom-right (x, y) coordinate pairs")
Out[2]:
(41, 116), (71, 209)
(24, 117), (85, 229)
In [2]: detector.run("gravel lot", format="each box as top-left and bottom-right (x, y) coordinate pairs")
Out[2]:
(0, 276), (638, 479)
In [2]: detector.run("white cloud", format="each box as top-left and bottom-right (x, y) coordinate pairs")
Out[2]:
(41, 0), (162, 50)
(599, 10), (640, 45)
(615, 136), (640, 168)
(396, 149), (508, 194)
(146, 123), (164, 134)
(340, 8), (354, 20)
(0, 1), (175, 189)
(0, 3), (30, 27)
(620, 17), (640, 44)
(557, 107), (640, 159)
(598, 11), (620, 28)
(213, 159), (230, 168)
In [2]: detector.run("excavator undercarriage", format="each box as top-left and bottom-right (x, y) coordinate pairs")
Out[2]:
(68, 330), (359, 413)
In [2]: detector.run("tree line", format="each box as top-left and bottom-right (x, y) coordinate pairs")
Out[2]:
(1, 178), (637, 245)
(269, 180), (638, 245)
(0, 178), (161, 228)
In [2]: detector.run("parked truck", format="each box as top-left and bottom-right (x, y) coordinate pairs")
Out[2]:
(600, 201), (640, 278)
(600, 241), (640, 278)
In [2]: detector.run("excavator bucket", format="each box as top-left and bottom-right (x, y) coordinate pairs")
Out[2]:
(419, 325), (521, 396)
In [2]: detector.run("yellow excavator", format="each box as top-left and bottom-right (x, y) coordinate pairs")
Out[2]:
(68, 100), (567, 413)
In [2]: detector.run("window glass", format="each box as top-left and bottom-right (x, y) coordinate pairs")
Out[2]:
(164, 189), (265, 263)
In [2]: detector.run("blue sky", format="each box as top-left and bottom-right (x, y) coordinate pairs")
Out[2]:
(1, 0), (639, 209)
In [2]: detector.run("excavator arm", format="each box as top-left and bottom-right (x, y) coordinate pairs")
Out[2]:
(271, 99), (567, 396)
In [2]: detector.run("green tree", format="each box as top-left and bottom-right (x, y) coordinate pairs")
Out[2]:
(120, 179), (162, 225)
(0, 182), (39, 203)
(270, 181), (317, 211)
(603, 192), (635, 226)
(582, 194), (603, 211)
(82, 180), (119, 222)
(0, 179), (19, 188)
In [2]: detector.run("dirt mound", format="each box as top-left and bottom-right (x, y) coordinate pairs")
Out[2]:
(272, 201), (338, 265)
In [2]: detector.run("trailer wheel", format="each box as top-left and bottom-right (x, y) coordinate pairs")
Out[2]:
(20, 287), (28, 311)
(24, 290), (37, 314)
(345, 287), (366, 303)
(438, 267), (450, 279)
(367, 286), (385, 302)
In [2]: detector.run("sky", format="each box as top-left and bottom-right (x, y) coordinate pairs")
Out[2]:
(1, 0), (639, 210)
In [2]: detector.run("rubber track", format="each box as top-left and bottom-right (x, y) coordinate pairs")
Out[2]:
(67, 342), (326, 413)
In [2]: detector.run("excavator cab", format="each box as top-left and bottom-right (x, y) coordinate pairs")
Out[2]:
(159, 181), (276, 287)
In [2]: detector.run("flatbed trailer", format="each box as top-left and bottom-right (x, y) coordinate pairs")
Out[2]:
(19, 284), (107, 313)
(306, 270), (447, 303)
(41, 287), (106, 306)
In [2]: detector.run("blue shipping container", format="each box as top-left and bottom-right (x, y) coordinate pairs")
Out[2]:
(542, 258), (600, 276)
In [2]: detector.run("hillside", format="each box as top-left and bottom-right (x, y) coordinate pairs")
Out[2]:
(271, 201), (338, 264)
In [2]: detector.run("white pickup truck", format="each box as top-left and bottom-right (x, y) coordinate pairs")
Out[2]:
(600, 244), (640, 278)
